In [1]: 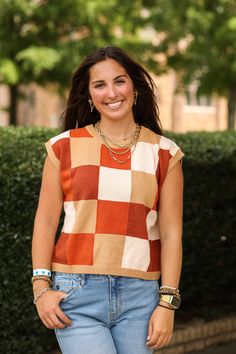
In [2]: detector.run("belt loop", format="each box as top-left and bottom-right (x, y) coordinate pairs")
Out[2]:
(79, 274), (86, 287)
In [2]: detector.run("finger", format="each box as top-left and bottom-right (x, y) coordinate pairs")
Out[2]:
(56, 307), (72, 326)
(49, 313), (67, 329)
(42, 319), (51, 329)
(146, 322), (153, 342)
(146, 331), (159, 347)
(151, 333), (170, 350)
(44, 317), (55, 330)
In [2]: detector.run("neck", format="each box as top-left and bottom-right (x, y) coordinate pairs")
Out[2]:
(99, 118), (137, 140)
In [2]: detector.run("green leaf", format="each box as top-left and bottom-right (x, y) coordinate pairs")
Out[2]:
(0, 59), (19, 84)
(16, 46), (61, 77)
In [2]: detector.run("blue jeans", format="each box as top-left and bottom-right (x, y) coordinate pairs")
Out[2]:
(52, 273), (159, 354)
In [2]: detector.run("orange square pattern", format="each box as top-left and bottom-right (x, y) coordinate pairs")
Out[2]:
(100, 145), (131, 170)
(127, 203), (149, 239)
(96, 200), (129, 235)
(147, 240), (161, 271)
(53, 232), (94, 265)
(69, 165), (99, 201)
(47, 126), (183, 278)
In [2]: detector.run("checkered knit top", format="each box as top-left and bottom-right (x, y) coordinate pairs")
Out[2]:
(45, 124), (184, 280)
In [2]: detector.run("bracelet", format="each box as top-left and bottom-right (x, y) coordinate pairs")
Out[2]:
(159, 290), (180, 296)
(160, 285), (179, 291)
(159, 288), (180, 296)
(33, 269), (51, 277)
(158, 303), (175, 311)
(33, 287), (51, 304)
(160, 286), (180, 296)
(31, 275), (52, 286)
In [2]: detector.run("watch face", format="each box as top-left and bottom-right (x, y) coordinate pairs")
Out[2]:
(172, 296), (181, 308)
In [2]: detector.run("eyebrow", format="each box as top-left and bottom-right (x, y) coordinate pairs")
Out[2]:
(91, 74), (128, 85)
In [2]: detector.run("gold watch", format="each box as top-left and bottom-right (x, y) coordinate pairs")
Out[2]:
(159, 294), (181, 309)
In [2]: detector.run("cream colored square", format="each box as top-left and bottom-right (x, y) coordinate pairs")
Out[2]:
(62, 201), (76, 233)
(159, 136), (178, 156)
(122, 236), (150, 271)
(70, 138), (101, 168)
(98, 166), (132, 202)
(146, 210), (160, 240)
(131, 142), (159, 175)
(93, 234), (125, 267)
(71, 200), (97, 234)
(130, 171), (158, 209)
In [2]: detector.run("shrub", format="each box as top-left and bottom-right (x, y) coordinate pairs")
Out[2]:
(0, 127), (235, 353)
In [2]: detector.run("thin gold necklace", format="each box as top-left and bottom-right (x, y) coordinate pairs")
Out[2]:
(108, 144), (137, 164)
(94, 121), (141, 154)
(94, 121), (141, 163)
(95, 122), (140, 148)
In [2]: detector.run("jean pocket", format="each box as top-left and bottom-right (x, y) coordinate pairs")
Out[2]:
(52, 273), (79, 302)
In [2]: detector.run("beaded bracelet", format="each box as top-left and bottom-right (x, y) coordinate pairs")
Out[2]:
(31, 275), (52, 286)
(33, 287), (51, 304)
(160, 286), (180, 296)
(159, 289), (181, 297)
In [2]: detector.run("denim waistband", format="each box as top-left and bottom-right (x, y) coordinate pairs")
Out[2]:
(52, 272), (156, 282)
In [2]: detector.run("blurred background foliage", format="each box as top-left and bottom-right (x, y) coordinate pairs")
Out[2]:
(0, 1), (236, 352)
(0, 127), (235, 353)
(0, 0), (236, 127)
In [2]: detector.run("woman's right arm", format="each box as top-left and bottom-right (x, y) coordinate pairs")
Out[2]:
(32, 156), (72, 329)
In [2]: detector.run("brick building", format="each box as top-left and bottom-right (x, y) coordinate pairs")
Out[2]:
(0, 70), (229, 132)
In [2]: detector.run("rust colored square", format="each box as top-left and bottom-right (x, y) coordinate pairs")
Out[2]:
(70, 165), (99, 200)
(127, 203), (149, 239)
(96, 200), (129, 235)
(147, 239), (161, 271)
(100, 145), (131, 170)
(53, 233), (94, 265)
(70, 127), (94, 138)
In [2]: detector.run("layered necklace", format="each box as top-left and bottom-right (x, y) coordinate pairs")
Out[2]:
(94, 121), (141, 164)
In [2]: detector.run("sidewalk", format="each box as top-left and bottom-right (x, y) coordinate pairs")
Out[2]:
(156, 316), (236, 354)
(189, 341), (236, 354)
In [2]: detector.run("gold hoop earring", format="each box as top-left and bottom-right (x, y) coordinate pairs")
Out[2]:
(88, 99), (94, 112)
(134, 91), (138, 106)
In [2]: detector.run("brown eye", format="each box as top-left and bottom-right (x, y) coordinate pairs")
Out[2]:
(116, 80), (125, 85)
(94, 83), (105, 88)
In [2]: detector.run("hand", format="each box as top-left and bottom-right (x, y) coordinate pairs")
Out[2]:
(146, 305), (175, 350)
(35, 289), (73, 329)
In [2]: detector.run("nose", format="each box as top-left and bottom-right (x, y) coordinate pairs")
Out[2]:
(107, 84), (117, 99)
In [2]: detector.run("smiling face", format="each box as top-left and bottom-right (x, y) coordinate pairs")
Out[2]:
(88, 58), (135, 123)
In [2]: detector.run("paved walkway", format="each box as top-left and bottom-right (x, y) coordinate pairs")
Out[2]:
(189, 341), (236, 354)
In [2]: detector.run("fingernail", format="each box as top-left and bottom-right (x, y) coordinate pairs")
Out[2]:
(147, 336), (150, 340)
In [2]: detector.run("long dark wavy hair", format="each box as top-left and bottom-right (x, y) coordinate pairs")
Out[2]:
(62, 46), (162, 135)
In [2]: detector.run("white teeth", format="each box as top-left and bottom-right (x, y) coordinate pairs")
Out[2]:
(106, 101), (122, 109)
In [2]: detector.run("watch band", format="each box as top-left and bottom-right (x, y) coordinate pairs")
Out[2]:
(159, 294), (181, 309)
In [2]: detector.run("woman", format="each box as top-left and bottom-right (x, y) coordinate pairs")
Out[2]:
(32, 46), (184, 354)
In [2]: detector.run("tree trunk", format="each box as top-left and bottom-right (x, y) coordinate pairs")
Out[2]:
(227, 88), (236, 130)
(9, 84), (18, 126)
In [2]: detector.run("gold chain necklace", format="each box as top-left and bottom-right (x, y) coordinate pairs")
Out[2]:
(94, 121), (140, 153)
(94, 121), (141, 164)
(108, 145), (137, 164)
(95, 122), (140, 148)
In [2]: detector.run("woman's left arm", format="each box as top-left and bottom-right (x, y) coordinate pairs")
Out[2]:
(146, 161), (184, 350)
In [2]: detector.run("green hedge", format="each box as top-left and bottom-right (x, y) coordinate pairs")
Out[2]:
(0, 127), (235, 354)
